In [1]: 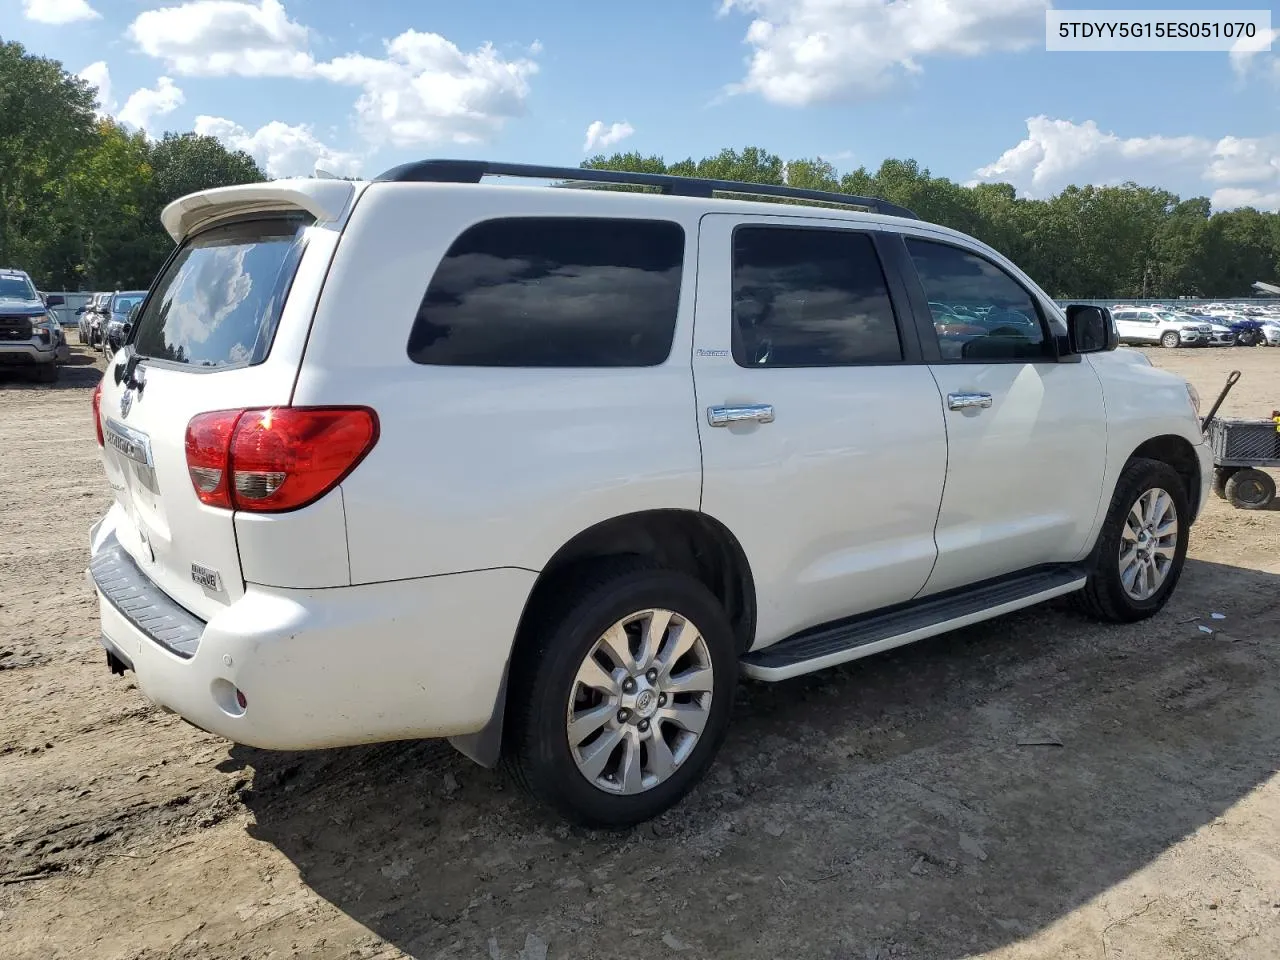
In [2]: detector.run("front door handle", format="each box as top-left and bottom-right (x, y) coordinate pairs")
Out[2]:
(947, 392), (993, 411)
(708, 404), (774, 427)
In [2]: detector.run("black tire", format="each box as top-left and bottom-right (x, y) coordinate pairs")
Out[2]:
(1212, 466), (1239, 500)
(1224, 468), (1276, 511)
(504, 560), (738, 828)
(1160, 331), (1181, 349)
(34, 363), (59, 384)
(1076, 457), (1191, 623)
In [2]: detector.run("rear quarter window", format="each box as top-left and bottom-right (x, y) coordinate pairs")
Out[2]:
(407, 217), (686, 367)
(131, 215), (310, 368)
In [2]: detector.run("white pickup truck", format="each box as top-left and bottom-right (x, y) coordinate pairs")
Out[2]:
(88, 162), (1212, 826)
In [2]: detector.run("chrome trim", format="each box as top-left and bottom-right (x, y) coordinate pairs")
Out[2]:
(102, 417), (153, 467)
(947, 392), (993, 411)
(707, 404), (775, 427)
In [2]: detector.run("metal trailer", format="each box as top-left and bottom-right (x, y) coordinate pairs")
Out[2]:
(1201, 371), (1280, 510)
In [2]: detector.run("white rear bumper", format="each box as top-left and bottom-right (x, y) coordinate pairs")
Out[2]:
(89, 514), (535, 750)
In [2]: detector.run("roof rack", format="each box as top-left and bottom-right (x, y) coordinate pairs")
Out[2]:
(373, 159), (919, 220)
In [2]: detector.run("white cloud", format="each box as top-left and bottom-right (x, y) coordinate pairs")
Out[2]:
(22, 0), (100, 24)
(718, 0), (1047, 105)
(117, 77), (185, 135)
(1229, 28), (1279, 82)
(77, 61), (114, 116)
(128, 0), (314, 78)
(972, 117), (1280, 211)
(127, 1), (540, 148)
(583, 120), (635, 153)
(315, 31), (538, 146)
(194, 116), (362, 179)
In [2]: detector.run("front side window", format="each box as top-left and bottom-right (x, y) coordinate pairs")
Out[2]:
(906, 238), (1048, 361)
(409, 217), (685, 367)
(131, 215), (310, 368)
(731, 226), (902, 367)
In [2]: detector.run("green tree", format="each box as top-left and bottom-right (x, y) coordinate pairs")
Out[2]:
(0, 40), (97, 284)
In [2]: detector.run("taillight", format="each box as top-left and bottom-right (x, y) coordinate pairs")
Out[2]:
(184, 407), (379, 513)
(91, 380), (104, 447)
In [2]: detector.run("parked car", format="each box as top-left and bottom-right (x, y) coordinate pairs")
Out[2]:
(0, 268), (69, 381)
(87, 162), (1212, 826)
(81, 292), (112, 347)
(102, 290), (147, 359)
(1196, 316), (1237, 346)
(1111, 307), (1212, 347)
(1200, 312), (1265, 346)
(1259, 319), (1280, 346)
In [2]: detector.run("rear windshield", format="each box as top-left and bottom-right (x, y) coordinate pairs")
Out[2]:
(131, 215), (310, 368)
(111, 293), (146, 315)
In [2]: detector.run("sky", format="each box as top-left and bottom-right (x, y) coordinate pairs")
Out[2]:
(5, 0), (1280, 209)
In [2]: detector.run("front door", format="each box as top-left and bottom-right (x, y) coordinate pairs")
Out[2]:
(692, 214), (948, 649)
(894, 234), (1109, 595)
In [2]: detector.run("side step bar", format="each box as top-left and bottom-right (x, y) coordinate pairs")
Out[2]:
(741, 565), (1088, 681)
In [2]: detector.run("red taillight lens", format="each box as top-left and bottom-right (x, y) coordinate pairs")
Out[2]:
(184, 407), (379, 513)
(91, 380), (104, 447)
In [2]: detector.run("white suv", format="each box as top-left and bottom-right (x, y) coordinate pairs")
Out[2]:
(1111, 307), (1213, 348)
(88, 162), (1212, 826)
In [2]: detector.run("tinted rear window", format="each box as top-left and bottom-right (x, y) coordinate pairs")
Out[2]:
(131, 216), (309, 368)
(408, 217), (685, 367)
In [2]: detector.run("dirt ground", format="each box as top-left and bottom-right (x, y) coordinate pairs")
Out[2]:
(2, 342), (1278, 960)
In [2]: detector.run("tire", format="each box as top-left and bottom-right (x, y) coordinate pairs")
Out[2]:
(1224, 468), (1276, 511)
(1160, 331), (1181, 349)
(34, 363), (59, 384)
(504, 560), (738, 828)
(1076, 457), (1190, 623)
(1212, 466), (1239, 500)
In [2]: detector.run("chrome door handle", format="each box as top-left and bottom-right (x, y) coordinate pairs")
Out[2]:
(947, 392), (993, 411)
(708, 404), (774, 427)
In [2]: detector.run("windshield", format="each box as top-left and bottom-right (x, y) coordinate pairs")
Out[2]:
(131, 216), (310, 368)
(111, 293), (146, 315)
(0, 276), (39, 302)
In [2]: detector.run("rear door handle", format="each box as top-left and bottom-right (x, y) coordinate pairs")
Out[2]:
(947, 392), (993, 411)
(708, 404), (774, 427)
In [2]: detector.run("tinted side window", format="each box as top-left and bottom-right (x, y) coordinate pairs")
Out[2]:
(731, 227), (902, 367)
(409, 218), (685, 367)
(905, 238), (1048, 361)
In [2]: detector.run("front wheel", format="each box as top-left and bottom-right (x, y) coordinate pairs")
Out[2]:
(1076, 458), (1190, 623)
(504, 562), (738, 828)
(1160, 331), (1181, 349)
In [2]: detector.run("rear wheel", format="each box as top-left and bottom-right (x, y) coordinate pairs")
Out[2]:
(1224, 468), (1276, 511)
(1160, 331), (1181, 349)
(1077, 458), (1190, 623)
(504, 562), (738, 828)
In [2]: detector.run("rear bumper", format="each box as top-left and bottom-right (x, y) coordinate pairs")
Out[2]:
(88, 513), (535, 750)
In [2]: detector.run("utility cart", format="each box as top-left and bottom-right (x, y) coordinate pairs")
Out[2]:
(1201, 371), (1280, 510)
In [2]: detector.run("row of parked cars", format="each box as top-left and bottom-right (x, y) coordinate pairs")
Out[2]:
(77, 290), (147, 358)
(1109, 302), (1280, 348)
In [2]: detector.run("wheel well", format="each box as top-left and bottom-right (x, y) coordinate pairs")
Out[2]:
(517, 510), (757, 656)
(1130, 435), (1202, 518)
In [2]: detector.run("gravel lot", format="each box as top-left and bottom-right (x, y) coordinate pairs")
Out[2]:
(2, 343), (1278, 960)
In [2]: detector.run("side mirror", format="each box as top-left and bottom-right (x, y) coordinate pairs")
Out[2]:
(1065, 305), (1117, 354)
(45, 294), (65, 307)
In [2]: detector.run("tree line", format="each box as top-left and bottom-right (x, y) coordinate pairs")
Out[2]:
(3, 40), (1278, 298)
(586, 149), (1280, 300)
(1, 39), (264, 292)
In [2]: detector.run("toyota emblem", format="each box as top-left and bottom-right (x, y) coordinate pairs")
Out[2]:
(119, 388), (133, 418)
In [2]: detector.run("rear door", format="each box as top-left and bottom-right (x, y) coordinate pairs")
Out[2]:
(96, 213), (332, 620)
(693, 214), (948, 649)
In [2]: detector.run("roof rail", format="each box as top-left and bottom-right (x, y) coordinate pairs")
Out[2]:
(373, 159), (920, 220)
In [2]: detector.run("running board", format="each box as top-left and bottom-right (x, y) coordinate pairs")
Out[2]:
(741, 565), (1088, 681)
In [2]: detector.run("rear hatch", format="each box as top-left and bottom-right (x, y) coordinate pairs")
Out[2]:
(96, 211), (329, 621)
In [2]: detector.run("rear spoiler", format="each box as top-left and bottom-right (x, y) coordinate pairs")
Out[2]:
(160, 179), (361, 242)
